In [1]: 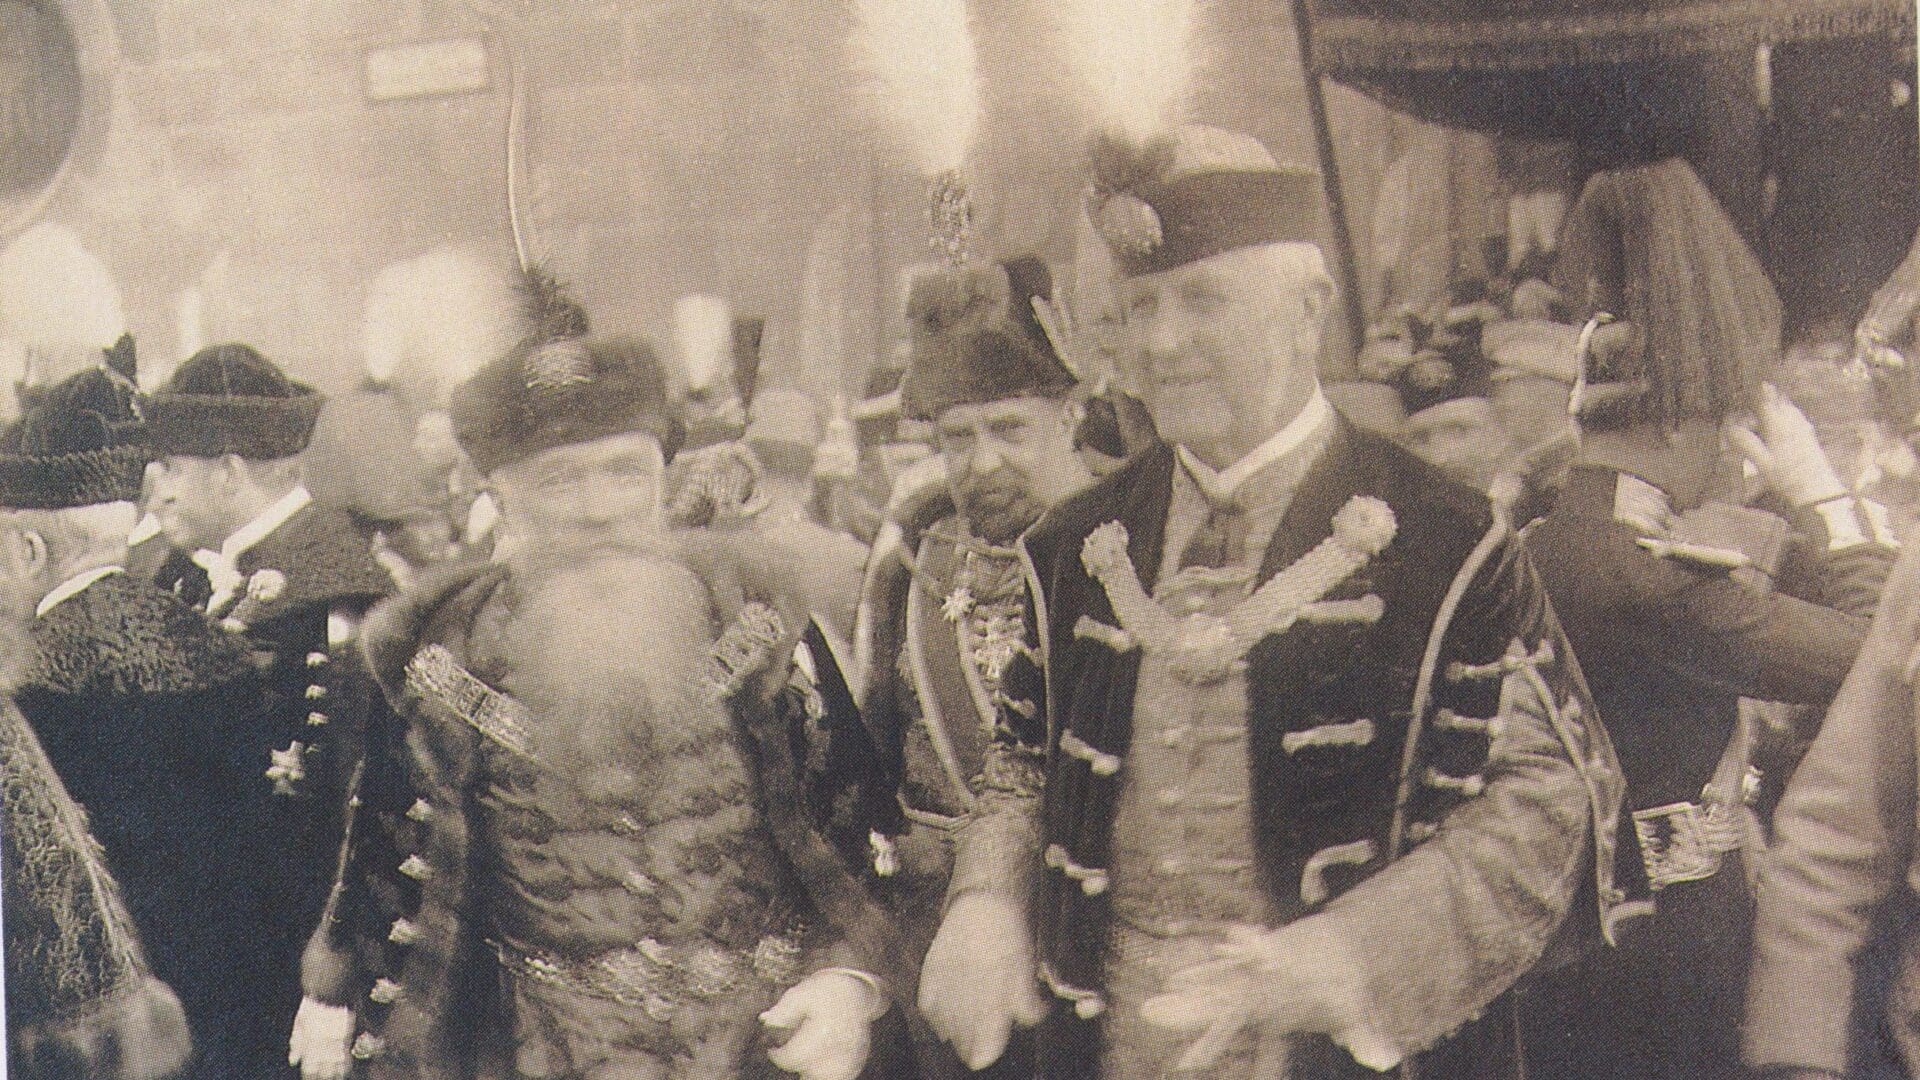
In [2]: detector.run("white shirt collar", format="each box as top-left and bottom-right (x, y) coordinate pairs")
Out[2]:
(194, 485), (311, 613)
(37, 565), (124, 619)
(215, 484), (312, 569)
(1176, 387), (1333, 502)
(127, 511), (162, 547)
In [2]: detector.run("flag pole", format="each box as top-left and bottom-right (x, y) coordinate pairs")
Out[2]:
(1288, 0), (1369, 358)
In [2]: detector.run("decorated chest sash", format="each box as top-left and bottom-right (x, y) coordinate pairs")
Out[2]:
(1074, 495), (1397, 685)
(406, 643), (535, 759)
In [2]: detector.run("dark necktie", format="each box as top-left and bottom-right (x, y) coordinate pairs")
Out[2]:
(1178, 491), (1248, 570)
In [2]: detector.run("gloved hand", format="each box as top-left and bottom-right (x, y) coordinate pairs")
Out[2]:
(762, 969), (887, 1080)
(917, 892), (1049, 1070)
(1855, 243), (1920, 369)
(1141, 923), (1394, 1074)
(1728, 382), (1848, 508)
(288, 997), (354, 1080)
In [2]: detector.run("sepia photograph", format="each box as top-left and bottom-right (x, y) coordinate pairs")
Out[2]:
(2, 1), (1919, 1078)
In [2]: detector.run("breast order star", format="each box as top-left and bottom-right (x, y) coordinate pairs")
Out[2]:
(266, 741), (307, 796)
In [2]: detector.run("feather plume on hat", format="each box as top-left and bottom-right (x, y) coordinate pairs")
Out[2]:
(1048, 0), (1200, 150)
(673, 294), (734, 398)
(512, 262), (593, 392)
(848, 0), (982, 262)
(0, 223), (127, 390)
(362, 246), (523, 412)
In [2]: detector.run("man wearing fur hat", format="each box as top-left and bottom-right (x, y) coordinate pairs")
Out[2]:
(1522, 157), (1898, 1080)
(313, 323), (892, 1080)
(142, 342), (395, 1079)
(836, 254), (1095, 1079)
(917, 124), (1633, 1080)
(0, 362), (263, 1078)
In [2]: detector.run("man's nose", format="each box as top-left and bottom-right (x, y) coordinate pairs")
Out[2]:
(1136, 313), (1185, 370)
(970, 440), (1006, 476)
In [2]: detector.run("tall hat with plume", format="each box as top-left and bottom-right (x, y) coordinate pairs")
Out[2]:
(1552, 157), (1780, 429)
(0, 223), (129, 390)
(1048, 1), (1323, 279)
(674, 293), (747, 452)
(852, 0), (1077, 420)
(849, 0), (983, 264)
(900, 254), (1076, 421)
(0, 362), (147, 510)
(362, 245), (525, 415)
(450, 268), (681, 475)
(674, 294), (735, 402)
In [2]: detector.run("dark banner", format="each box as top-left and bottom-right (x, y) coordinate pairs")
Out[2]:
(1306, 0), (1911, 74)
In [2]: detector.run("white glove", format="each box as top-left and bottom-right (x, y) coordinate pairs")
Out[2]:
(1728, 382), (1847, 507)
(917, 893), (1049, 1070)
(1141, 923), (1395, 1074)
(288, 997), (354, 1080)
(761, 970), (887, 1080)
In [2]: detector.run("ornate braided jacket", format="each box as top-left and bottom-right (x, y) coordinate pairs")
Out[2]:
(962, 425), (1640, 1079)
(309, 530), (886, 1080)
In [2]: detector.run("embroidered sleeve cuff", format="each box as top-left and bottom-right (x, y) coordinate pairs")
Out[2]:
(946, 801), (1042, 909)
(1807, 495), (1898, 551)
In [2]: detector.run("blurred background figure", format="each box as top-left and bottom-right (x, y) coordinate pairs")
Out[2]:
(0, 224), (127, 415)
(743, 386), (869, 653)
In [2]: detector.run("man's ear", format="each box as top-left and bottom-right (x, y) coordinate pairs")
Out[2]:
(219, 453), (249, 494)
(1300, 276), (1334, 332)
(17, 529), (47, 576)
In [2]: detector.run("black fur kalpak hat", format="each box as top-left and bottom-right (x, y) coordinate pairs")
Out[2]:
(145, 342), (325, 460)
(899, 255), (1077, 422)
(450, 267), (682, 475)
(450, 334), (683, 476)
(0, 359), (148, 509)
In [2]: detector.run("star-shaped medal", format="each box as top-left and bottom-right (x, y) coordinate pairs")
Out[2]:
(941, 586), (976, 623)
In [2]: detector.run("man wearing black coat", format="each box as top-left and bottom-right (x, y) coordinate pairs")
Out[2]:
(1523, 158), (1897, 1080)
(143, 343), (396, 1079)
(0, 361), (265, 1078)
(917, 123), (1637, 1080)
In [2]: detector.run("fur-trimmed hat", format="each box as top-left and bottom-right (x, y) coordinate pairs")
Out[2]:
(450, 335), (683, 476)
(145, 343), (324, 460)
(900, 255), (1076, 421)
(1089, 125), (1322, 278)
(0, 364), (147, 509)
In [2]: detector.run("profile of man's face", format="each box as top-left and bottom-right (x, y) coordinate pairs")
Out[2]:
(935, 396), (1081, 546)
(1114, 246), (1327, 460)
(145, 456), (235, 551)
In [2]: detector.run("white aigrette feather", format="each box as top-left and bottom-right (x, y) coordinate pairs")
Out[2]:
(673, 294), (733, 396)
(848, 0), (982, 177)
(0, 223), (126, 377)
(363, 246), (521, 407)
(1049, 0), (1201, 145)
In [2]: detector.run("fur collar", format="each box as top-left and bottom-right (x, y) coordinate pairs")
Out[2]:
(230, 503), (393, 623)
(28, 573), (256, 696)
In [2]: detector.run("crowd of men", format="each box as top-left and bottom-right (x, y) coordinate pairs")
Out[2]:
(9, 110), (1920, 1080)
